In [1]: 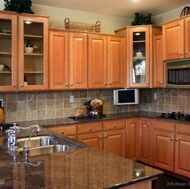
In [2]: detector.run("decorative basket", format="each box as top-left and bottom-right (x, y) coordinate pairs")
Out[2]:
(64, 18), (101, 32)
(180, 6), (190, 17)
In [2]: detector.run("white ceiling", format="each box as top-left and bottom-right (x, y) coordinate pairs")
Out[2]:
(32, 0), (190, 18)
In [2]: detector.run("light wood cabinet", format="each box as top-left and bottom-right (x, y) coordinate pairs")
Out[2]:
(88, 34), (125, 89)
(0, 11), (49, 92)
(162, 15), (190, 61)
(175, 123), (190, 178)
(153, 34), (164, 88)
(138, 118), (152, 164)
(152, 120), (175, 172)
(48, 124), (77, 139)
(126, 118), (139, 160)
(103, 119), (126, 157)
(49, 30), (87, 89)
(115, 25), (161, 88)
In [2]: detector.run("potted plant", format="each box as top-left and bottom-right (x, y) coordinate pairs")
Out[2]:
(4, 0), (34, 14)
(131, 12), (152, 25)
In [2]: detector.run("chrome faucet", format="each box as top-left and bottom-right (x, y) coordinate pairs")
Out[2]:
(6, 123), (41, 148)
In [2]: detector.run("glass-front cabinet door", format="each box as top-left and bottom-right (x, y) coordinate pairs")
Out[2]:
(0, 11), (18, 92)
(18, 14), (49, 91)
(128, 27), (150, 87)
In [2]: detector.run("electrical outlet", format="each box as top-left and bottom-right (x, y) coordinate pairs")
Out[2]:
(70, 96), (74, 103)
(0, 99), (3, 107)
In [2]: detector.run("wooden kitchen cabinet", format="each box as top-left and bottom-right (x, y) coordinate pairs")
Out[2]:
(88, 34), (125, 89)
(115, 25), (161, 88)
(48, 124), (77, 139)
(77, 121), (103, 148)
(175, 123), (190, 178)
(162, 15), (190, 61)
(49, 30), (87, 89)
(153, 34), (164, 88)
(18, 14), (49, 91)
(152, 120), (175, 172)
(138, 118), (152, 164)
(126, 118), (139, 160)
(0, 11), (18, 92)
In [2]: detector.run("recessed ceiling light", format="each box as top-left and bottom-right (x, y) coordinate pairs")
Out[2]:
(24, 20), (32, 24)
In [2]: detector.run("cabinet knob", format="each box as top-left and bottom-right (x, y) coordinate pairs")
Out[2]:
(13, 84), (16, 87)
(70, 84), (73, 86)
(170, 138), (173, 141)
(160, 82), (162, 84)
(114, 124), (117, 128)
(180, 53), (183, 55)
(104, 83), (107, 85)
(105, 135), (107, 138)
(89, 128), (92, 131)
(62, 131), (64, 134)
(175, 138), (178, 141)
(108, 83), (111, 85)
(146, 82), (149, 84)
(20, 84), (24, 87)
(99, 136), (102, 139)
(66, 84), (69, 86)
(147, 124), (150, 127)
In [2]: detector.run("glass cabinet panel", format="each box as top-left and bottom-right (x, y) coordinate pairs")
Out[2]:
(18, 14), (49, 91)
(132, 31), (146, 84)
(0, 11), (17, 91)
(23, 21), (44, 86)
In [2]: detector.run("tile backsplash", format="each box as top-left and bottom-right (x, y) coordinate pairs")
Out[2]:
(1, 88), (190, 122)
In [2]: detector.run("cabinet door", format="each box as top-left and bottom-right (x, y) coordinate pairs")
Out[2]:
(107, 36), (125, 88)
(163, 19), (184, 61)
(88, 34), (107, 88)
(175, 133), (190, 178)
(69, 32), (87, 89)
(138, 119), (151, 164)
(152, 129), (175, 172)
(103, 129), (125, 157)
(185, 17), (190, 59)
(153, 34), (164, 88)
(0, 11), (18, 91)
(49, 30), (69, 90)
(128, 27), (150, 87)
(18, 14), (49, 91)
(78, 132), (103, 149)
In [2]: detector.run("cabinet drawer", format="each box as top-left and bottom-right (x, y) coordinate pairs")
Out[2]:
(152, 120), (175, 132)
(77, 122), (102, 134)
(48, 125), (77, 136)
(103, 119), (125, 131)
(176, 123), (190, 135)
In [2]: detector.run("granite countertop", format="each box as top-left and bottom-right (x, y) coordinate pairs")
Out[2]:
(0, 126), (163, 189)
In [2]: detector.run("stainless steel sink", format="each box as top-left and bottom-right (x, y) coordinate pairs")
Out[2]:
(17, 136), (58, 148)
(18, 144), (73, 157)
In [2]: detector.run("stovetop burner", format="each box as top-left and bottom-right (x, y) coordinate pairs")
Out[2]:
(160, 112), (190, 121)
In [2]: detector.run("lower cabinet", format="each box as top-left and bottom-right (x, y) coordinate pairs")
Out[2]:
(126, 118), (139, 160)
(175, 123), (190, 178)
(152, 120), (175, 172)
(138, 118), (152, 164)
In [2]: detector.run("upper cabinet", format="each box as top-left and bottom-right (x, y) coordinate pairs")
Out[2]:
(152, 34), (164, 88)
(162, 15), (190, 61)
(18, 14), (49, 91)
(88, 34), (125, 89)
(115, 25), (161, 88)
(0, 11), (49, 92)
(49, 30), (87, 90)
(0, 11), (18, 92)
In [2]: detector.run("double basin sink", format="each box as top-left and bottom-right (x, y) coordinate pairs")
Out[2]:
(16, 135), (74, 157)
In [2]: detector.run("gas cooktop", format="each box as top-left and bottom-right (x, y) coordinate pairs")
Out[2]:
(160, 112), (190, 121)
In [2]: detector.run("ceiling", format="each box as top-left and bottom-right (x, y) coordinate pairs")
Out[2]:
(32, 0), (190, 18)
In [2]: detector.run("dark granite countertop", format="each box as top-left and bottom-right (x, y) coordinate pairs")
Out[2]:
(14, 111), (163, 128)
(0, 125), (163, 189)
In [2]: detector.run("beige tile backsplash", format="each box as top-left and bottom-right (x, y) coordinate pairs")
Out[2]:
(1, 88), (190, 122)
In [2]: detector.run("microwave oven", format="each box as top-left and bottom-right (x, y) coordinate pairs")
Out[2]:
(113, 89), (139, 105)
(166, 59), (190, 88)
